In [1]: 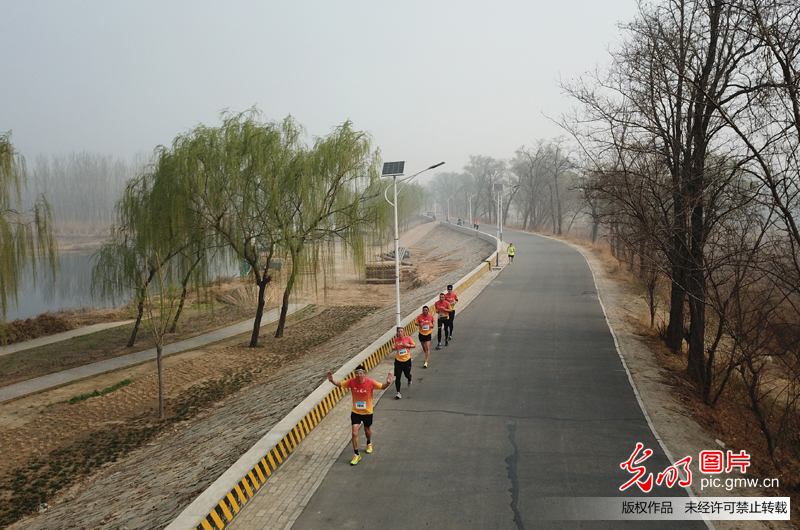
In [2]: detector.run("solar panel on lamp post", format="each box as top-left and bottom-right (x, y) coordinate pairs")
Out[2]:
(383, 161), (445, 327)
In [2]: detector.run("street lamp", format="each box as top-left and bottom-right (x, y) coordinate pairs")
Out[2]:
(446, 195), (454, 224)
(493, 184), (503, 266)
(383, 161), (445, 327)
(493, 184), (518, 266)
(468, 193), (477, 229)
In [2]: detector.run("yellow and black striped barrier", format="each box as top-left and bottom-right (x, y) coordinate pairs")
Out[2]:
(192, 323), (418, 530)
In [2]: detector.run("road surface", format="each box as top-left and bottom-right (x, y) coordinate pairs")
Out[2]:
(291, 231), (705, 529)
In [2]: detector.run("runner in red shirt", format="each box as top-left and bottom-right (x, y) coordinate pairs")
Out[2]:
(415, 306), (434, 368)
(434, 293), (451, 350)
(394, 326), (416, 399)
(327, 365), (392, 465)
(444, 284), (459, 341)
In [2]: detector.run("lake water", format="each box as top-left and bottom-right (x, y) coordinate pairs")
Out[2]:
(5, 250), (243, 322)
(5, 251), (125, 321)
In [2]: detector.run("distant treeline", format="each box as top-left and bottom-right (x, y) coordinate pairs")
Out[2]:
(25, 152), (146, 236)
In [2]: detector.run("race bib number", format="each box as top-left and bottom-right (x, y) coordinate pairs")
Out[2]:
(355, 401), (367, 410)
(439, 313), (446, 318)
(422, 325), (430, 331)
(399, 348), (408, 355)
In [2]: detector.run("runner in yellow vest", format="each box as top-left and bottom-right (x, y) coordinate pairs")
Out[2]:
(507, 243), (516, 263)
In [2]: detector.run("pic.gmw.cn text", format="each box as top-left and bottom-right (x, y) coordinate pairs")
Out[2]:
(619, 443), (779, 492)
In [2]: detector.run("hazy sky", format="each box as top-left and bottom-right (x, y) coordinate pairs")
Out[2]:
(2, 1), (639, 178)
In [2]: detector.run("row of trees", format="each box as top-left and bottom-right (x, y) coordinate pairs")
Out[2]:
(91, 110), (388, 417)
(425, 145), (584, 236)
(26, 152), (136, 235)
(563, 0), (800, 469)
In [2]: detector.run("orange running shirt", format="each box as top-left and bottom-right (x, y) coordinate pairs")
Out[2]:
(434, 300), (451, 320)
(444, 291), (458, 310)
(394, 335), (416, 362)
(416, 313), (434, 336)
(341, 377), (383, 415)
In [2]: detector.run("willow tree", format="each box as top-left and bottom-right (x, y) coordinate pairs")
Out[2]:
(92, 157), (212, 347)
(171, 110), (298, 347)
(272, 120), (383, 338)
(0, 132), (57, 325)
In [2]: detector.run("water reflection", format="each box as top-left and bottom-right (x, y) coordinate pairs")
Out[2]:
(6, 251), (240, 322)
(7, 251), (126, 321)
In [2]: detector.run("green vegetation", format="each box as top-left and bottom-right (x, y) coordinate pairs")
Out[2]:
(0, 131), (57, 329)
(66, 379), (132, 405)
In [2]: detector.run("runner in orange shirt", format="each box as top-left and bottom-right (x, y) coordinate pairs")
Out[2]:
(444, 284), (459, 341)
(434, 293), (451, 350)
(415, 306), (435, 368)
(327, 365), (392, 465)
(394, 326), (416, 399)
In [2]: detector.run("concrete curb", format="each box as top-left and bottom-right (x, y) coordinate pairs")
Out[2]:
(168, 229), (498, 530)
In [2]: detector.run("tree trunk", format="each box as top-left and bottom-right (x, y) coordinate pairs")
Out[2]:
(169, 257), (200, 333)
(128, 289), (145, 347)
(157, 344), (164, 419)
(275, 249), (301, 338)
(169, 282), (189, 334)
(666, 277), (685, 353)
(249, 274), (270, 347)
(127, 268), (156, 347)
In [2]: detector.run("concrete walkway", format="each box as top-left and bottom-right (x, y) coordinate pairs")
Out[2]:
(0, 320), (136, 357)
(0, 303), (307, 403)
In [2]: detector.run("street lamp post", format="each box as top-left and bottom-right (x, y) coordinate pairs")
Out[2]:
(383, 161), (445, 327)
(446, 195), (454, 224)
(493, 184), (503, 266)
(468, 193), (477, 229)
(492, 185), (518, 266)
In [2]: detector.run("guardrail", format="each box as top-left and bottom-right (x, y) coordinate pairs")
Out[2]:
(440, 221), (500, 266)
(167, 238), (496, 530)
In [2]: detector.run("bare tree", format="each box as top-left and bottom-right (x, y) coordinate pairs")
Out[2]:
(564, 0), (757, 401)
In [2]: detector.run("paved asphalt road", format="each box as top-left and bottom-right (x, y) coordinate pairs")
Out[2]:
(292, 231), (706, 529)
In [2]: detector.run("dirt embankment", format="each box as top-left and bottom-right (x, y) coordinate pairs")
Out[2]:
(3, 223), (494, 529)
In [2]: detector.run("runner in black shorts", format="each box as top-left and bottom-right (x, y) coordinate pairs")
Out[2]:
(434, 293), (451, 349)
(444, 284), (458, 340)
(415, 305), (434, 368)
(393, 327), (416, 399)
(327, 365), (392, 465)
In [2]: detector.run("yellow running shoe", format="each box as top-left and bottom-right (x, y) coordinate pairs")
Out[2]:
(366, 442), (373, 454)
(423, 362), (428, 368)
(350, 454), (361, 465)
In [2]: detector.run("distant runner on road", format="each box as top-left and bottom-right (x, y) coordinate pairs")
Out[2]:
(327, 365), (392, 465)
(434, 293), (451, 350)
(394, 327), (416, 399)
(444, 285), (458, 340)
(415, 306), (434, 368)
(507, 243), (516, 263)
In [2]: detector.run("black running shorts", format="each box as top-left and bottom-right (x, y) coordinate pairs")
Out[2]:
(351, 412), (373, 427)
(418, 332), (432, 342)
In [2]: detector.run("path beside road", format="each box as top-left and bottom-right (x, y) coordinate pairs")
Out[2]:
(0, 320), (135, 358)
(0, 304), (306, 403)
